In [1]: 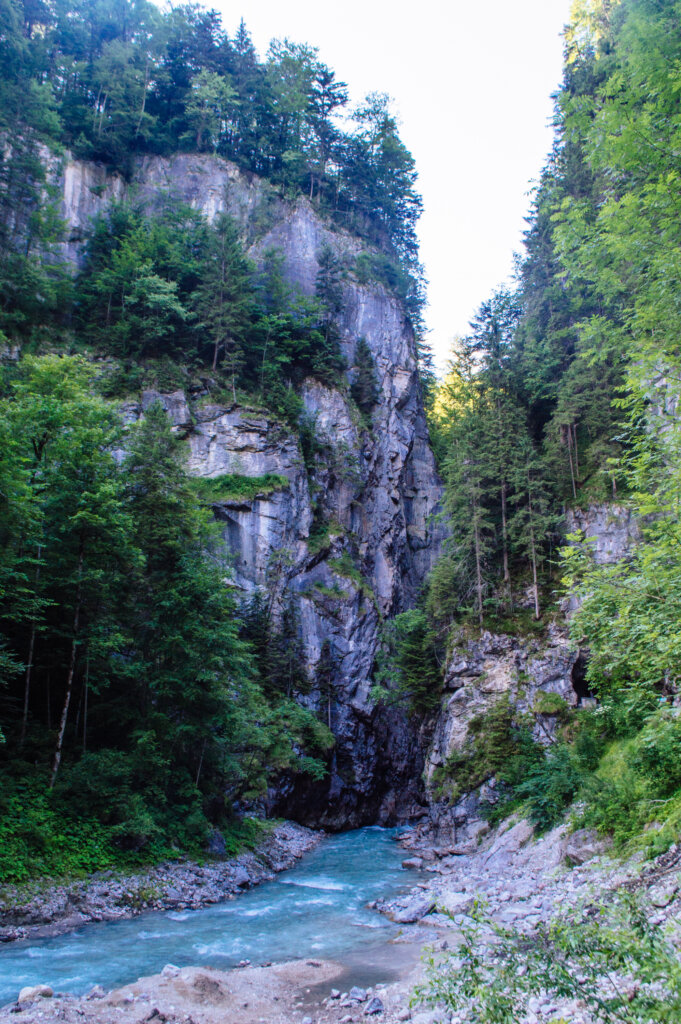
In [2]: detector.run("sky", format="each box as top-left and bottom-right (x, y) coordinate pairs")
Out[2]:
(214, 0), (574, 371)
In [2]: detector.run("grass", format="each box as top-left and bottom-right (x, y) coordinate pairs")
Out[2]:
(190, 473), (289, 504)
(307, 517), (344, 555)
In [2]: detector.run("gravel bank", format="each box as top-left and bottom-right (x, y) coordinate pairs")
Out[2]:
(0, 822), (320, 943)
(2, 818), (680, 1023)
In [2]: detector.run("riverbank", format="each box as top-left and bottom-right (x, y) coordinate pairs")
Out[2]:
(0, 822), (320, 943)
(1, 818), (679, 1023)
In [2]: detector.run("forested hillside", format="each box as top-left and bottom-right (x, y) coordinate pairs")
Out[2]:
(412, 0), (681, 861)
(0, 0), (431, 879)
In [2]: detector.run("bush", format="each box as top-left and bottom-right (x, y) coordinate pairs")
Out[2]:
(416, 895), (681, 1024)
(514, 743), (584, 831)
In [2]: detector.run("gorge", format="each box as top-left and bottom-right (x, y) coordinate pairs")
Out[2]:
(3, 0), (681, 1021)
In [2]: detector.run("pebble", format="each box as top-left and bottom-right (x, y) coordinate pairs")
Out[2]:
(364, 996), (384, 1015)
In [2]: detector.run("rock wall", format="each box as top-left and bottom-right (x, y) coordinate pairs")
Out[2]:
(53, 152), (444, 829)
(424, 502), (641, 841)
(424, 626), (580, 844)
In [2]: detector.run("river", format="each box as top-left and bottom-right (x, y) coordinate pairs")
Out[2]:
(0, 827), (419, 1005)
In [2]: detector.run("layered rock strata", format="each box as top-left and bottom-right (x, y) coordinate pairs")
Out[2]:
(53, 152), (444, 828)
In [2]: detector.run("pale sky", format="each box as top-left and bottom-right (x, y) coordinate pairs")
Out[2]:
(215, 0), (574, 371)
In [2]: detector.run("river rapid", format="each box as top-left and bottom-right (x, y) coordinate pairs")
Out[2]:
(0, 827), (417, 1006)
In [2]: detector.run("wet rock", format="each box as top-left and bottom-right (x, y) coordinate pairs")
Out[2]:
(390, 895), (436, 924)
(233, 865), (251, 887)
(401, 857), (424, 870)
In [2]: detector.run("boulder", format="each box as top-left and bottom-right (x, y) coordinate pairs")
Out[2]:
(391, 896), (436, 924)
(205, 829), (227, 856)
(18, 985), (53, 1002)
(564, 829), (611, 866)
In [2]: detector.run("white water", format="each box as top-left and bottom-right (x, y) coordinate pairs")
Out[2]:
(0, 827), (418, 1005)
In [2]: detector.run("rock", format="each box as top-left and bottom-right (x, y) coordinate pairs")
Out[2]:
(402, 857), (424, 869)
(161, 964), (181, 978)
(364, 996), (384, 1015)
(233, 866), (251, 887)
(330, 989), (341, 999)
(390, 896), (436, 924)
(564, 829), (611, 866)
(349, 986), (368, 1002)
(301, 1017), (313, 1024)
(18, 985), (53, 1002)
(87, 985), (106, 999)
(205, 829), (227, 856)
(650, 878), (679, 908)
(51, 151), (444, 832)
(440, 891), (475, 916)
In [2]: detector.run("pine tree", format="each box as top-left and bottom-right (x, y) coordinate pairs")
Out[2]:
(351, 337), (379, 421)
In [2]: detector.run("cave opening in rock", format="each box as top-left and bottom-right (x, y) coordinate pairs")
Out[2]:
(571, 652), (592, 704)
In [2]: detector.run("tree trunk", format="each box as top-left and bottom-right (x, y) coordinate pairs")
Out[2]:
(566, 426), (577, 500)
(20, 622), (36, 748)
(136, 57), (150, 135)
(527, 471), (540, 620)
(500, 480), (510, 583)
(50, 544), (84, 789)
(472, 497), (484, 629)
(195, 739), (207, 787)
(21, 545), (42, 747)
(82, 656), (88, 754)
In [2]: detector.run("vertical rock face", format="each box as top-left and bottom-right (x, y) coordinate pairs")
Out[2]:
(54, 152), (444, 828)
(424, 626), (580, 844)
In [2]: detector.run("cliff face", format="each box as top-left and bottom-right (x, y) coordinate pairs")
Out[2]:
(423, 503), (639, 843)
(55, 152), (444, 828)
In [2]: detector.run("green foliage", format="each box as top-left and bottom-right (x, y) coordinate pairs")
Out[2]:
(0, 0), (425, 336)
(576, 709), (681, 851)
(513, 744), (584, 832)
(416, 895), (681, 1023)
(190, 473), (289, 503)
(0, 774), (117, 883)
(373, 609), (442, 716)
(350, 337), (379, 423)
(432, 695), (539, 805)
(0, 358), (334, 880)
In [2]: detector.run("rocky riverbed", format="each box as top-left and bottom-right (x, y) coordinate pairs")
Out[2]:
(0, 822), (319, 943)
(2, 815), (680, 1023)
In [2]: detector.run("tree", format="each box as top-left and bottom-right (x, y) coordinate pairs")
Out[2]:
(192, 212), (254, 384)
(350, 337), (379, 421)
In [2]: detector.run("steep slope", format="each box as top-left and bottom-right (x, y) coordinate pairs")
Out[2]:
(55, 152), (444, 828)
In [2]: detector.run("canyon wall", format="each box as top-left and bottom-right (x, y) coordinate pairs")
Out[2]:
(55, 152), (444, 828)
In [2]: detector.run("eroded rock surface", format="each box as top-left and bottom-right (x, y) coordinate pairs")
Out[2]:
(52, 151), (444, 828)
(423, 625), (580, 843)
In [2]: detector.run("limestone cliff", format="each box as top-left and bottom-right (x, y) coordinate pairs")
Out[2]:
(423, 502), (638, 842)
(54, 152), (444, 828)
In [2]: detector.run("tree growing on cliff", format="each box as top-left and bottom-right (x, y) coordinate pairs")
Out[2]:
(192, 212), (254, 384)
(351, 337), (380, 422)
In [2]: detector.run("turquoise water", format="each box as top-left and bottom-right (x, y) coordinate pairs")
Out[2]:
(0, 827), (415, 1006)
